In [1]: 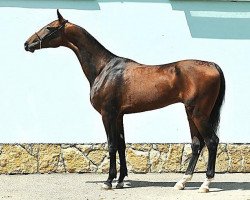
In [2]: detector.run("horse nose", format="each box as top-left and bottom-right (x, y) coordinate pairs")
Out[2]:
(24, 41), (29, 51)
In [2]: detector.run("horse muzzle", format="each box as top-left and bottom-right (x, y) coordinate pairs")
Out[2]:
(24, 41), (37, 53)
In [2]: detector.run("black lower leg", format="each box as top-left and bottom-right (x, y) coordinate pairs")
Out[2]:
(104, 153), (117, 188)
(117, 116), (127, 183)
(206, 135), (219, 178)
(118, 147), (127, 183)
(185, 107), (205, 176)
(185, 138), (205, 175)
(106, 149), (117, 184)
(102, 112), (119, 187)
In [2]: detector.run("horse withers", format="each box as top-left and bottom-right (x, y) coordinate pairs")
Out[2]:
(24, 10), (225, 193)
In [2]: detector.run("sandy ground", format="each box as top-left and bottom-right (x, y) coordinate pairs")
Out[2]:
(0, 173), (249, 200)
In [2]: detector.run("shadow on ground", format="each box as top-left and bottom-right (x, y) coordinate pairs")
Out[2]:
(86, 180), (250, 191)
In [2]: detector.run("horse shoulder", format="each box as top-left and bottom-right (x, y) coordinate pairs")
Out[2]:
(90, 57), (127, 113)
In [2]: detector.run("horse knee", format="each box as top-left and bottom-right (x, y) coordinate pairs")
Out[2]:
(108, 145), (117, 156)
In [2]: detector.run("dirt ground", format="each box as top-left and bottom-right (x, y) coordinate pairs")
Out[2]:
(0, 173), (249, 200)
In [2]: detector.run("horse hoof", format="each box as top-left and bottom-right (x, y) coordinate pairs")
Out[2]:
(102, 182), (112, 190)
(198, 186), (209, 193)
(116, 182), (124, 189)
(174, 182), (185, 190)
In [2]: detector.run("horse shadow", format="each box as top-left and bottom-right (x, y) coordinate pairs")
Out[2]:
(86, 180), (250, 192)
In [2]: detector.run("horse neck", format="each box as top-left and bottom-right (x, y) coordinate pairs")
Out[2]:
(63, 23), (115, 86)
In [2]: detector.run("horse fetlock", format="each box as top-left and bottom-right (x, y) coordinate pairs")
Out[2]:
(116, 182), (124, 189)
(102, 181), (112, 190)
(118, 175), (126, 183)
(198, 186), (209, 193)
(198, 178), (213, 193)
(174, 174), (192, 190)
(174, 182), (185, 190)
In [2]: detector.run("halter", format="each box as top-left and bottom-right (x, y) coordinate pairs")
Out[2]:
(35, 20), (68, 49)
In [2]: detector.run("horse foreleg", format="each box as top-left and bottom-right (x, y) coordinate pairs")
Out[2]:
(101, 112), (118, 190)
(116, 116), (128, 189)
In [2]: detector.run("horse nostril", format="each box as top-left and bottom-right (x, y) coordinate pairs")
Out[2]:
(24, 41), (29, 50)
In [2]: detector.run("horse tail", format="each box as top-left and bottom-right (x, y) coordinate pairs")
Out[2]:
(209, 63), (226, 135)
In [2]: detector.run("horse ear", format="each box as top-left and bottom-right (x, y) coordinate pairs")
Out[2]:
(57, 9), (64, 22)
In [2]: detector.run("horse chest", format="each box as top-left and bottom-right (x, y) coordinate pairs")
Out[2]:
(90, 72), (122, 113)
(90, 81), (105, 113)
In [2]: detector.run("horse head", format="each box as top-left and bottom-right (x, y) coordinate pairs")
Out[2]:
(24, 10), (68, 53)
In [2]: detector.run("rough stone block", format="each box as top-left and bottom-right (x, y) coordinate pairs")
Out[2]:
(75, 144), (93, 154)
(131, 144), (152, 151)
(215, 144), (229, 172)
(149, 149), (161, 172)
(0, 144), (37, 174)
(163, 144), (184, 172)
(126, 148), (149, 173)
(228, 144), (243, 172)
(38, 144), (61, 173)
(156, 144), (170, 153)
(241, 145), (250, 172)
(87, 150), (107, 166)
(62, 147), (90, 173)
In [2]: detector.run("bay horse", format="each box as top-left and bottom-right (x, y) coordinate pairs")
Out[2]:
(24, 10), (225, 193)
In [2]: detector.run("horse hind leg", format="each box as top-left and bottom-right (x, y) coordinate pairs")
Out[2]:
(174, 106), (205, 190)
(195, 119), (219, 193)
(191, 99), (220, 193)
(198, 122), (219, 193)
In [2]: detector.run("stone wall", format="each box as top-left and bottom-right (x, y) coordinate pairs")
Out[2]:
(0, 143), (249, 174)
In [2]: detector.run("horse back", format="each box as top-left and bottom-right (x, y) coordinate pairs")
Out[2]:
(121, 61), (182, 113)
(121, 59), (221, 114)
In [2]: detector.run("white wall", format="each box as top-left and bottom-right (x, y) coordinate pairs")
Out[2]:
(0, 1), (250, 143)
